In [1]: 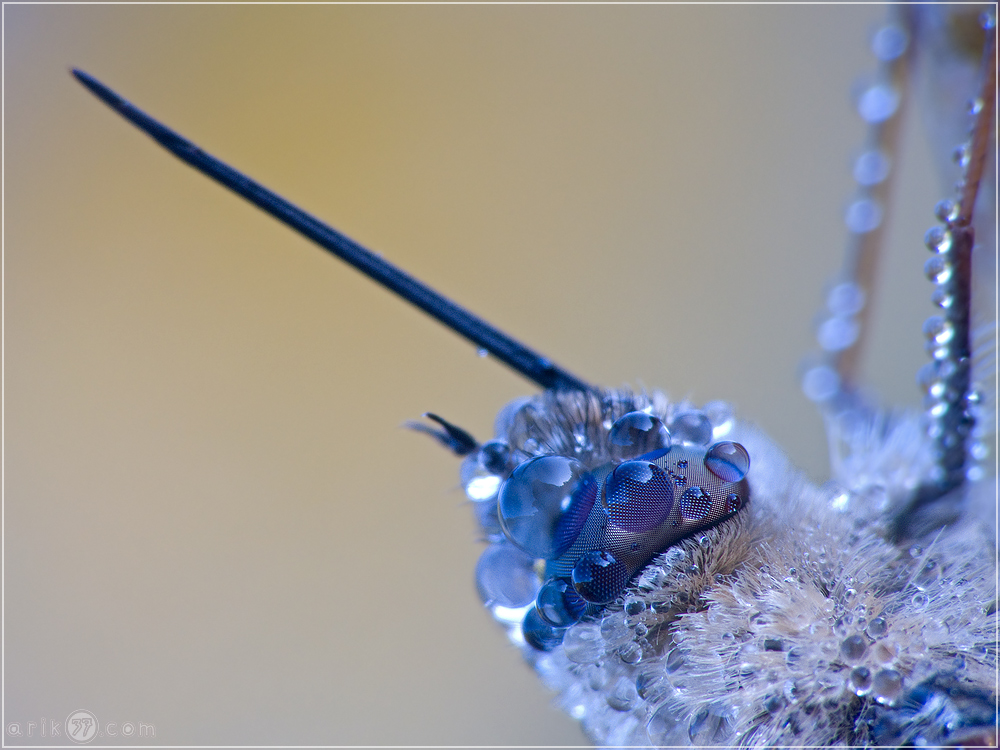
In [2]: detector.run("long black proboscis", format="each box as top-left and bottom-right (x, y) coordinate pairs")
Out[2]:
(71, 68), (590, 393)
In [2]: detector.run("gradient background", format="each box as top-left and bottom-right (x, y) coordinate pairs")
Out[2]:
(6, 4), (940, 745)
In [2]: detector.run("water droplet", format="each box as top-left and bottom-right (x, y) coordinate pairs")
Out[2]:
(636, 671), (669, 703)
(624, 596), (646, 616)
(521, 605), (565, 651)
(572, 550), (629, 604)
(664, 647), (685, 672)
(475, 543), (540, 608)
(910, 592), (928, 610)
(608, 411), (671, 461)
(562, 625), (603, 664)
(763, 638), (784, 652)
(840, 634), (868, 662)
(606, 676), (639, 711)
(535, 577), (587, 627)
(980, 10), (996, 29)
(818, 315), (860, 351)
(604, 460), (674, 532)
(845, 198), (883, 233)
(703, 400), (735, 438)
(934, 200), (958, 223)
(498, 456), (584, 559)
(618, 640), (643, 665)
(688, 705), (734, 744)
(704, 441), (750, 482)
(852, 149), (890, 186)
(763, 694), (784, 714)
(872, 668), (903, 705)
(668, 411), (713, 445)
(872, 24), (908, 60)
(931, 286), (954, 309)
(465, 474), (502, 501)
(924, 225), (953, 253)
(599, 613), (632, 647)
(924, 255), (952, 284)
(827, 282), (865, 315)
(802, 365), (840, 402)
(953, 143), (970, 168)
(850, 666), (872, 695)
(915, 559), (939, 588)
(479, 440), (511, 474)
(785, 646), (804, 669)
(476, 348), (488, 358)
(857, 84), (900, 123)
(867, 617), (888, 639)
(725, 493), (742, 513)
(679, 486), (713, 521)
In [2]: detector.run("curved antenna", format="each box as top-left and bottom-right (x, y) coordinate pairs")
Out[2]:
(71, 68), (590, 394)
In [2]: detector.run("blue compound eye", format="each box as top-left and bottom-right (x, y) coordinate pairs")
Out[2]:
(608, 411), (671, 461)
(571, 549), (630, 604)
(704, 441), (750, 482)
(603, 460), (674, 532)
(498, 455), (584, 559)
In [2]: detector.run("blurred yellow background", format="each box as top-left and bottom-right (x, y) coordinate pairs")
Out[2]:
(6, 4), (938, 745)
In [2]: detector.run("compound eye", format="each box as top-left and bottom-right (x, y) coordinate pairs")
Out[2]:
(603, 460), (674, 532)
(498, 456), (584, 559)
(704, 441), (751, 482)
(608, 411), (671, 461)
(571, 549), (630, 604)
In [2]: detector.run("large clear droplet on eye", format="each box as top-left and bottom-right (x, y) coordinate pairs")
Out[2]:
(679, 486), (712, 521)
(498, 456), (583, 559)
(704, 441), (750, 482)
(550, 472), (599, 559)
(536, 577), (587, 627)
(669, 411), (713, 445)
(608, 412), (671, 461)
(603, 460), (674, 532)
(475, 543), (540, 608)
(572, 550), (630, 604)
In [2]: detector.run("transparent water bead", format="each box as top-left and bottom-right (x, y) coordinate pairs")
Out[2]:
(646, 703), (682, 746)
(802, 365), (840, 402)
(572, 550), (629, 604)
(872, 24), (908, 61)
(924, 225), (953, 253)
(840, 634), (868, 662)
(604, 460), (674, 532)
(872, 669), (903, 705)
(668, 411), (713, 445)
(606, 676), (639, 711)
(704, 441), (750, 482)
(475, 543), (540, 608)
(924, 255), (952, 285)
(498, 455), (584, 559)
(845, 198), (883, 233)
(818, 315), (860, 351)
(850, 666), (872, 695)
(853, 149), (890, 185)
(827, 281), (865, 316)
(562, 625), (603, 664)
(608, 411), (671, 461)
(679, 486), (712, 521)
(535, 577), (586, 627)
(520, 605), (565, 652)
(857, 84), (900, 123)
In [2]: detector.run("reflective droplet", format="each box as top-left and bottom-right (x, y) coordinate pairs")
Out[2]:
(599, 614), (632, 647)
(871, 24), (908, 60)
(704, 441), (750, 482)
(664, 647), (685, 672)
(476, 347), (488, 358)
(679, 486), (712, 521)
(818, 315), (860, 351)
(603, 461), (674, 532)
(465, 473), (502, 502)
(845, 198), (882, 233)
(606, 676), (639, 711)
(703, 400), (735, 438)
(623, 596), (646, 616)
(857, 84), (900, 122)
(646, 703), (682, 746)
(479, 440), (511, 474)
(802, 365), (840, 402)
(853, 149), (890, 185)
(550, 472), (600, 560)
(924, 225), (953, 253)
(910, 592), (929, 610)
(521, 605), (565, 651)
(827, 282), (865, 316)
(618, 640), (643, 665)
(725, 493), (742, 513)
(669, 411), (713, 445)
(872, 669), (903, 705)
(475, 543), (540, 608)
(535, 577), (586, 627)
(608, 411), (671, 461)
(931, 286), (954, 309)
(498, 456), (583, 559)
(850, 666), (872, 695)
(952, 143), (970, 168)
(924, 255), (952, 284)
(636, 671), (669, 703)
(840, 634), (868, 662)
(688, 705), (733, 744)
(572, 550), (629, 604)
(562, 626), (603, 664)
